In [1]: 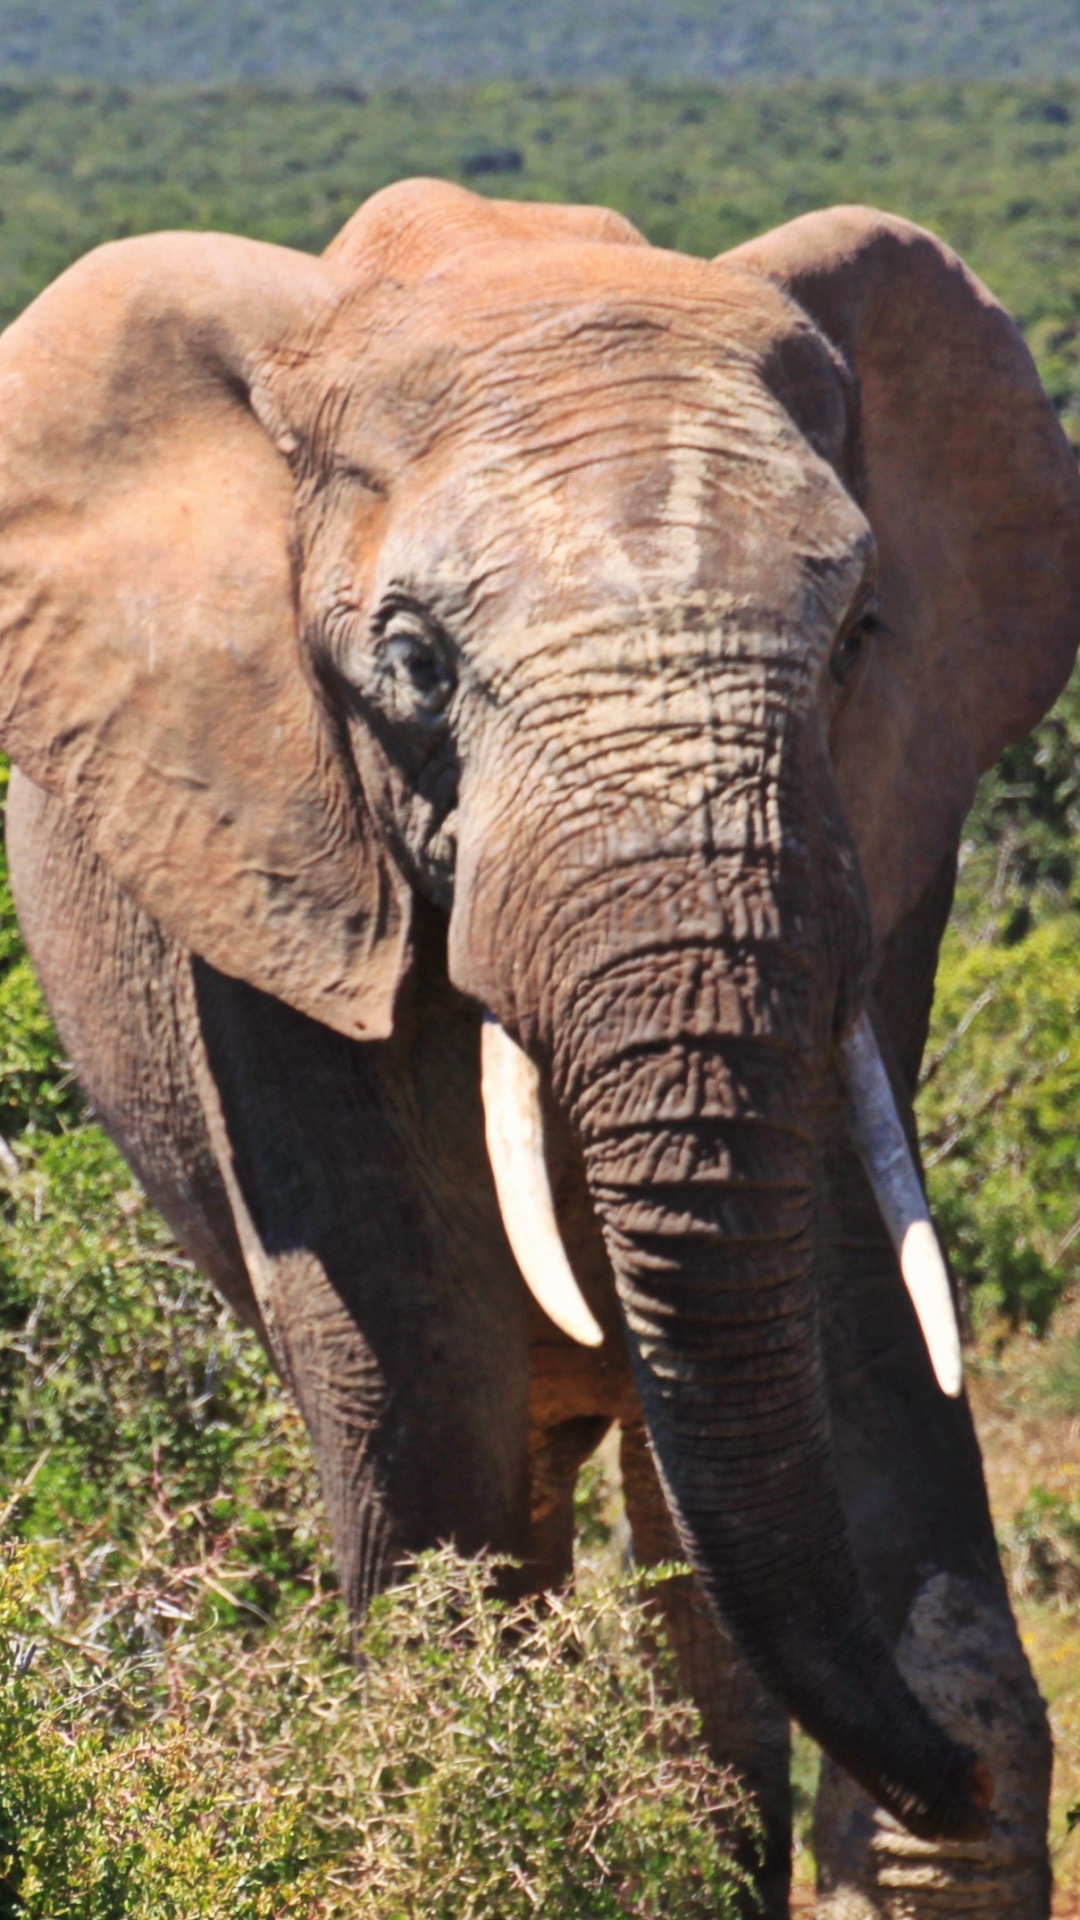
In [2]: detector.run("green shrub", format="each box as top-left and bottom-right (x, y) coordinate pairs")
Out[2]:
(0, 1548), (321, 1919)
(0, 1119), (321, 1567)
(920, 913), (1080, 1331)
(0, 1540), (754, 1920)
(1002, 1485), (1080, 1607)
(346, 1551), (755, 1919)
(950, 669), (1080, 944)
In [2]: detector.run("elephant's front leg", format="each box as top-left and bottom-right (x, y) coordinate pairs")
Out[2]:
(190, 944), (535, 1617)
(813, 1061), (1051, 1918)
(620, 1418), (793, 1920)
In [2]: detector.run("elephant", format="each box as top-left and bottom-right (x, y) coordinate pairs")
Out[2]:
(0, 178), (1076, 1917)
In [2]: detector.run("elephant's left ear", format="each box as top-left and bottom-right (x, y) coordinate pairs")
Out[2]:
(725, 206), (1080, 941)
(0, 231), (412, 1041)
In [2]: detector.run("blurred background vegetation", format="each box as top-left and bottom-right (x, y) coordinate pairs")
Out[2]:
(5, 0), (1080, 86)
(1, 81), (1080, 422)
(0, 44), (1078, 1913)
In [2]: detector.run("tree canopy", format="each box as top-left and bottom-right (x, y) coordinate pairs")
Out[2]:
(4, 1), (1080, 87)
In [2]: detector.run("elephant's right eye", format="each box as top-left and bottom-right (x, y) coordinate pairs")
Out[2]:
(830, 600), (880, 688)
(373, 617), (456, 726)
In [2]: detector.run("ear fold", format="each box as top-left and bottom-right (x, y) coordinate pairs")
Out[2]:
(725, 207), (1080, 941)
(0, 231), (411, 1040)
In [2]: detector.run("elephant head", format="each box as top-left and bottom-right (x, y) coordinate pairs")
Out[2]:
(0, 180), (1077, 1842)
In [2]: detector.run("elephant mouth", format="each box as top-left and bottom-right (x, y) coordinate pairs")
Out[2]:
(479, 1008), (962, 1398)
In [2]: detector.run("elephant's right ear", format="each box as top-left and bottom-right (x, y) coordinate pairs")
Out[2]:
(0, 232), (411, 1041)
(724, 207), (1080, 944)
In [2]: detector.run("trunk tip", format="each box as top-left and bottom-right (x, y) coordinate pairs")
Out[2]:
(894, 1746), (994, 1843)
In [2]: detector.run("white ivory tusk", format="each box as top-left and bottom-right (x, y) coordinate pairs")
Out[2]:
(841, 1012), (963, 1398)
(480, 1016), (604, 1348)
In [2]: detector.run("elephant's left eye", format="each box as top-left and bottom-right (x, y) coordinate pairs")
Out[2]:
(830, 602), (880, 688)
(374, 617), (456, 725)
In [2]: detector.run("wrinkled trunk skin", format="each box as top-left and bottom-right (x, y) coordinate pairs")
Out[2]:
(456, 695), (984, 1844)
(549, 912), (974, 1836)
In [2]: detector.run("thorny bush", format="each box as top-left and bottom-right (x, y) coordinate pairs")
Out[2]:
(0, 1542), (756, 1919)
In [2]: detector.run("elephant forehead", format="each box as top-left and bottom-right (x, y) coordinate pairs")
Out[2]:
(283, 243), (865, 664)
(324, 178), (650, 278)
(362, 358), (866, 646)
(282, 242), (846, 482)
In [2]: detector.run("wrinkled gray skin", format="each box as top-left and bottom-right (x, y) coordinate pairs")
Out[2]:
(0, 182), (1077, 1915)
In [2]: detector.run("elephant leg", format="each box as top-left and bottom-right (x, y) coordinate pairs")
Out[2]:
(620, 1417), (793, 1920)
(814, 1089), (1050, 1917)
(813, 1578), (1051, 1918)
(191, 932), (534, 1618)
(4, 770), (264, 1340)
(525, 1411), (612, 1592)
(813, 860), (1051, 1917)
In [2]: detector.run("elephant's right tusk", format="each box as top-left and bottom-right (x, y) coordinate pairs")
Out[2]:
(841, 1012), (963, 1399)
(480, 1015), (604, 1348)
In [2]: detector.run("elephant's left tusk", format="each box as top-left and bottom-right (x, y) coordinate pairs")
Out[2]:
(841, 1012), (963, 1399)
(480, 1015), (604, 1348)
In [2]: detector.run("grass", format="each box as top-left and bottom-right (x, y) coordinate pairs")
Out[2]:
(965, 1305), (1080, 1903)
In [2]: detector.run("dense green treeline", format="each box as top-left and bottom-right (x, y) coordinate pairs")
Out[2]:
(4, 0), (1080, 88)
(0, 79), (1079, 429)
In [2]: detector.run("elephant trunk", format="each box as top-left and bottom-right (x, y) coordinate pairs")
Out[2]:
(527, 839), (985, 1840)
(553, 910), (983, 1827)
(450, 658), (987, 1837)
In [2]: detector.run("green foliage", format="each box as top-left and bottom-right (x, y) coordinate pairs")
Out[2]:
(0, 768), (79, 1138)
(0, 74), (1080, 418)
(572, 1451), (623, 1554)
(0, 1539), (752, 1919)
(3, 0), (1080, 88)
(920, 915), (1080, 1332)
(0, 958), (80, 1137)
(951, 672), (1080, 945)
(347, 1551), (755, 1919)
(0, 1123), (329, 1583)
(1032, 1331), (1080, 1413)
(1002, 1484), (1080, 1606)
(0, 1549), (320, 1919)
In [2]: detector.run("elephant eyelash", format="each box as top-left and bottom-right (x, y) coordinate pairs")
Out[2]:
(371, 591), (432, 637)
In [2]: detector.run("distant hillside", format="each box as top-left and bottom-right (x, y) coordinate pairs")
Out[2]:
(0, 76), (1078, 428)
(3, 0), (1080, 86)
